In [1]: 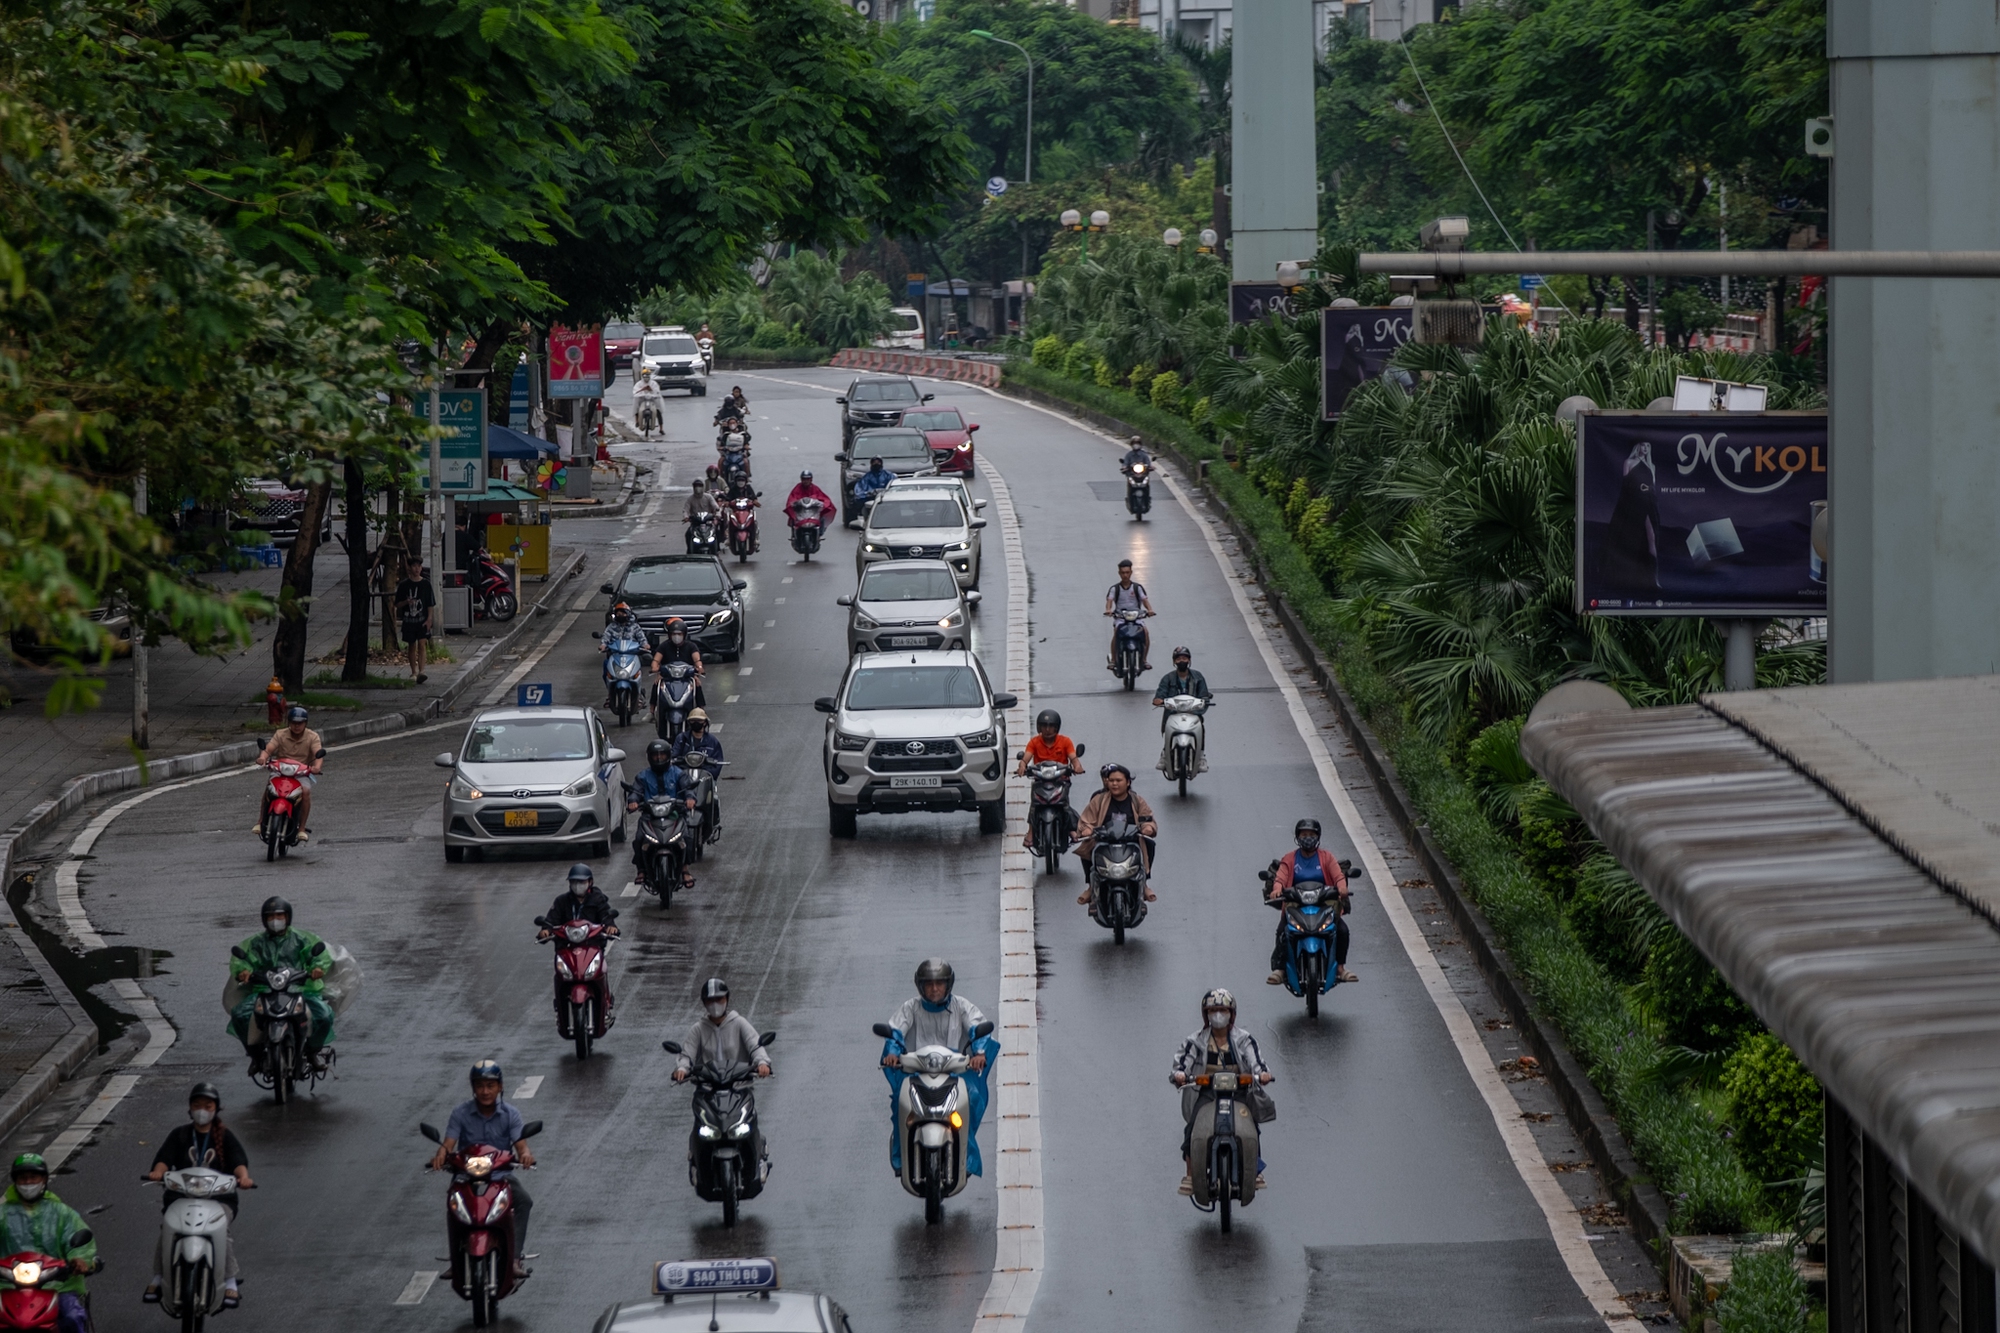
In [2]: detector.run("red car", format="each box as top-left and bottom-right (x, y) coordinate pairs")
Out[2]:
(899, 404), (979, 473)
(602, 320), (646, 369)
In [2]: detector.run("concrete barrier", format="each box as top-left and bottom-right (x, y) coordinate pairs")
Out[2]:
(829, 348), (1002, 388)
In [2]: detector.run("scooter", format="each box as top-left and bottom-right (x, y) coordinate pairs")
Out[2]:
(231, 938), (329, 1102)
(1159, 694), (1212, 796)
(654, 662), (699, 743)
(594, 626), (648, 727)
(145, 1166), (242, 1330)
(726, 496), (757, 563)
(1186, 1066), (1259, 1232)
(623, 782), (691, 908)
(255, 758), (311, 861)
(1083, 816), (1150, 945)
(659, 1035), (778, 1228)
(1124, 460), (1153, 519)
(468, 549), (519, 622)
(676, 750), (724, 857)
(685, 512), (722, 557)
(872, 1020), (995, 1224)
(1110, 608), (1149, 692)
(634, 389), (663, 438)
(718, 433), (751, 485)
(1261, 858), (1358, 1018)
(697, 337), (715, 374)
(1023, 743), (1084, 875)
(0, 1248), (92, 1331)
(417, 1120), (543, 1329)
(536, 914), (616, 1060)
(787, 497), (825, 560)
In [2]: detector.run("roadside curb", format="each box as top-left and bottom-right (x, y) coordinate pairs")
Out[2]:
(994, 375), (1677, 1265)
(551, 462), (638, 520)
(0, 927), (96, 1146)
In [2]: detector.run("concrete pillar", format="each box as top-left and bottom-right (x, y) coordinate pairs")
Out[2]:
(1828, 4), (2000, 681)
(1229, 0), (1317, 281)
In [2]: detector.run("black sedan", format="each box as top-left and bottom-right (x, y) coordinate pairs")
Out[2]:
(601, 555), (747, 660)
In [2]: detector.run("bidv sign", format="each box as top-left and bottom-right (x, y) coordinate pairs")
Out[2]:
(1576, 412), (1828, 617)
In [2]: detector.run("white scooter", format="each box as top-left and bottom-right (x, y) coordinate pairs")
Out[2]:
(1158, 694), (1213, 797)
(146, 1166), (242, 1329)
(871, 1020), (994, 1224)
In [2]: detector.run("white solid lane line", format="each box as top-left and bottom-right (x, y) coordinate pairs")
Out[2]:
(620, 880), (642, 899)
(393, 1271), (436, 1306)
(515, 1076), (545, 1100)
(482, 584), (599, 707)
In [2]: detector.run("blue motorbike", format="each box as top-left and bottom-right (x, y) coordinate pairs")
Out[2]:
(595, 625), (649, 727)
(1261, 858), (1358, 1018)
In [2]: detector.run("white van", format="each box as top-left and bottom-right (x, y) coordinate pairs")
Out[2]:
(876, 307), (925, 350)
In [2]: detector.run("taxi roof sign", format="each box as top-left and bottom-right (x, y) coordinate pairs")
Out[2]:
(653, 1257), (779, 1297)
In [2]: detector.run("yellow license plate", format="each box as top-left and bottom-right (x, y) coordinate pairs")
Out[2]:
(503, 810), (540, 828)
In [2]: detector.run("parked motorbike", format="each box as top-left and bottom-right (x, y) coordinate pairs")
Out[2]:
(1082, 815), (1150, 945)
(1111, 607), (1149, 692)
(1023, 743), (1084, 875)
(418, 1120), (543, 1329)
(231, 938), (328, 1102)
(0, 1247), (91, 1332)
(676, 750), (724, 858)
(654, 662), (699, 743)
(1159, 694), (1212, 796)
(871, 1020), (994, 1224)
(685, 512), (722, 557)
(145, 1166), (242, 1331)
(467, 549), (520, 623)
(1185, 1066), (1259, 1231)
(536, 914), (616, 1060)
(1124, 459), (1153, 519)
(726, 497), (757, 563)
(623, 782), (691, 909)
(256, 758), (311, 861)
(659, 1034), (777, 1228)
(787, 497), (826, 560)
(1261, 858), (1358, 1018)
(594, 626), (648, 727)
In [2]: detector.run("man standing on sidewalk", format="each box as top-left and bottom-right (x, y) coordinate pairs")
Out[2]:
(394, 557), (436, 683)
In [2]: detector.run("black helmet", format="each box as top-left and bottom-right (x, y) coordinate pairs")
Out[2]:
(1099, 763), (1132, 783)
(1295, 817), (1322, 852)
(700, 978), (730, 1004)
(286, 704), (309, 723)
(189, 1082), (221, 1106)
(470, 1059), (503, 1086)
(1171, 646), (1192, 662)
(914, 958), (954, 993)
(1035, 709), (1061, 731)
(646, 739), (672, 770)
(800, 469), (813, 481)
(567, 863), (594, 890)
(261, 896), (292, 934)
(869, 456), (884, 469)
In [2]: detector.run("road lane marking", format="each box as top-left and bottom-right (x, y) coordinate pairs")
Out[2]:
(781, 577), (794, 584)
(738, 668), (753, 676)
(516, 1076), (544, 1099)
(620, 880), (642, 899)
(764, 620), (776, 627)
(973, 457), (1042, 1331)
(393, 1271), (436, 1306)
(751, 643), (764, 651)
(725, 695), (740, 704)
(773, 597), (785, 604)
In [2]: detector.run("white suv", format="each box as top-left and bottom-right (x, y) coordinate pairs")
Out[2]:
(636, 327), (707, 396)
(856, 481), (985, 589)
(815, 650), (1017, 837)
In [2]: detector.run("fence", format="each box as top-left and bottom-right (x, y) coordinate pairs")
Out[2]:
(828, 348), (1003, 387)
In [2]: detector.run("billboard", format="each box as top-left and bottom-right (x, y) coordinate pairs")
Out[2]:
(419, 388), (488, 495)
(548, 325), (603, 399)
(1321, 307), (1411, 420)
(1230, 282), (1302, 325)
(1576, 412), (1827, 616)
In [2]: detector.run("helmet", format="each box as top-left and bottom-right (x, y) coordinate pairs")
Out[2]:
(10, 1154), (48, 1179)
(261, 896), (292, 933)
(646, 739), (672, 769)
(700, 978), (730, 1004)
(1295, 817), (1322, 845)
(1099, 763), (1132, 783)
(1201, 987), (1237, 1017)
(286, 704), (309, 723)
(665, 617), (686, 641)
(869, 456), (884, 469)
(470, 1060), (503, 1086)
(1130, 434), (1143, 446)
(1171, 646), (1192, 662)
(612, 601), (634, 621)
(914, 958), (955, 992)
(189, 1082), (221, 1106)
(1035, 708), (1061, 731)
(568, 862), (594, 884)
(800, 470), (813, 481)
(687, 707), (709, 725)
(691, 478), (705, 491)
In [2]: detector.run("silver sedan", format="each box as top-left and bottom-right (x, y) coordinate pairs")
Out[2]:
(436, 706), (628, 862)
(838, 559), (979, 655)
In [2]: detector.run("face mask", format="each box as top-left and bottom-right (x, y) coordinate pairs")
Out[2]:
(571, 884), (589, 896)
(1206, 1011), (1230, 1031)
(264, 918), (287, 936)
(704, 1001), (727, 1019)
(1297, 837), (1319, 854)
(14, 1182), (43, 1202)
(190, 1108), (215, 1127)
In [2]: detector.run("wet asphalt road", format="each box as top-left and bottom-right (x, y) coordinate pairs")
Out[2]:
(7, 368), (1607, 1331)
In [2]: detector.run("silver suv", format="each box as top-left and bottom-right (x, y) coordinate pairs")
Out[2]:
(857, 483), (984, 589)
(814, 650), (1017, 837)
(838, 559), (979, 655)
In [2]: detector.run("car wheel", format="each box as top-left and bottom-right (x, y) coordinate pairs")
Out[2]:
(829, 800), (858, 839)
(445, 845), (465, 864)
(978, 800), (1005, 835)
(590, 840), (611, 858)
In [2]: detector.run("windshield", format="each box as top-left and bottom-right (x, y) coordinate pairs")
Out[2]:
(845, 665), (986, 711)
(604, 322), (646, 339)
(861, 568), (961, 602)
(644, 336), (698, 356)
(868, 498), (962, 530)
(899, 411), (963, 431)
(854, 432), (932, 460)
(463, 718), (593, 763)
(891, 312), (922, 333)
(621, 562), (722, 596)
(852, 381), (920, 403)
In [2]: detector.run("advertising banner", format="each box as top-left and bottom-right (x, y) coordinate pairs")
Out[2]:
(1575, 412), (1828, 616)
(548, 325), (603, 399)
(508, 362), (531, 427)
(1230, 282), (1301, 325)
(418, 388), (488, 495)
(1321, 307), (1411, 420)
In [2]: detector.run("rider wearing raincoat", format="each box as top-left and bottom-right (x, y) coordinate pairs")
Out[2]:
(0, 1154), (97, 1331)
(225, 896), (335, 1065)
(878, 959), (999, 1175)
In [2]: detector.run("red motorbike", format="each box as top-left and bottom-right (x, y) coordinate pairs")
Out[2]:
(536, 915), (616, 1060)
(257, 758), (311, 861)
(725, 496), (758, 563)
(787, 496), (828, 560)
(468, 549), (519, 622)
(417, 1125), (541, 1329)
(0, 1250), (89, 1330)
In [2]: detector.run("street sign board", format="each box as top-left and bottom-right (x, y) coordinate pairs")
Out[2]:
(986, 176), (1008, 197)
(516, 682), (553, 707)
(1230, 282), (1299, 325)
(1520, 274), (1545, 290)
(548, 326), (603, 399)
(1321, 307), (1411, 420)
(652, 1257), (779, 1296)
(1575, 412), (1828, 616)
(508, 363), (530, 427)
(418, 388), (487, 495)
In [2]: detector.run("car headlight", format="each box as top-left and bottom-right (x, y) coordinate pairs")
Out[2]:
(956, 441), (972, 451)
(853, 609), (880, 629)
(960, 728), (997, 749)
(937, 611), (964, 628)
(862, 543), (885, 554)
(946, 541), (970, 553)
(706, 608), (734, 627)
(563, 775), (595, 797)
(451, 776), (484, 800)
(834, 731), (869, 751)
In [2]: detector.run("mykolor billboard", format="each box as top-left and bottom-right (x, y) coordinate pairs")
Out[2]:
(548, 325), (604, 399)
(1321, 307), (1410, 420)
(1575, 412), (1828, 616)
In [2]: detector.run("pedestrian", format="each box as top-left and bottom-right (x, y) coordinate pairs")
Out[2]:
(394, 558), (436, 683)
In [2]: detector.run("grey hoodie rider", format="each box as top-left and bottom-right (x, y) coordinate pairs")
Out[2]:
(887, 993), (987, 1053)
(672, 1010), (769, 1077)
(1169, 1026), (1269, 1082)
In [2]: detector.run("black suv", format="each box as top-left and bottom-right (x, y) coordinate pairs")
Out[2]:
(601, 555), (747, 660)
(838, 377), (933, 446)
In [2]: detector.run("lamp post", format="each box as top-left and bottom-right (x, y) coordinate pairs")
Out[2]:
(1197, 228), (1218, 255)
(1163, 228), (1183, 248)
(969, 31), (1032, 188)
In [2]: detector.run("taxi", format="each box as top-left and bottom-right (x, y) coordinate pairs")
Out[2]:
(590, 1258), (854, 1332)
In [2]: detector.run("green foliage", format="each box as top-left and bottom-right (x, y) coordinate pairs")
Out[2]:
(1716, 1246), (1809, 1333)
(1724, 1033), (1823, 1186)
(1148, 370), (1183, 415)
(1031, 335), (1067, 369)
(1031, 234), (1230, 377)
(764, 254), (893, 349)
(1061, 343), (1095, 382)
(1093, 357), (1117, 389)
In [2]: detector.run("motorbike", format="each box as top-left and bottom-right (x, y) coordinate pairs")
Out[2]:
(654, 661), (700, 743)
(1159, 694), (1213, 796)
(1083, 815), (1150, 945)
(467, 549), (520, 622)
(1185, 1066), (1260, 1231)
(787, 497), (826, 560)
(231, 938), (329, 1102)
(595, 626), (648, 727)
(676, 750), (724, 858)
(726, 496), (757, 563)
(659, 1035), (778, 1228)
(1124, 460), (1153, 519)
(145, 1166), (242, 1331)
(256, 758), (311, 861)
(536, 914), (616, 1060)
(624, 782), (692, 909)
(1261, 858), (1359, 1018)
(635, 391), (663, 438)
(1023, 743), (1085, 875)
(719, 436), (751, 486)
(417, 1120), (543, 1329)
(1110, 607), (1148, 692)
(685, 511), (722, 557)
(697, 337), (715, 374)
(871, 1020), (995, 1224)
(0, 1248), (91, 1332)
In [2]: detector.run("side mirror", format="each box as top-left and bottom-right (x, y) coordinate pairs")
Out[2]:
(519, 1120), (544, 1140)
(758, 1031), (778, 1047)
(599, 582), (615, 595)
(732, 579), (748, 591)
(1014, 750), (1025, 760)
(835, 396), (847, 405)
(871, 1023), (895, 1039)
(965, 591), (982, 604)
(230, 946), (249, 962)
(970, 518), (987, 530)
(836, 595), (853, 607)
(608, 909), (620, 921)
(972, 498), (987, 510)
(1257, 870), (1275, 884)
(434, 752), (455, 768)
(420, 1123), (444, 1144)
(67, 1229), (93, 1250)
(971, 1020), (995, 1041)
(309, 940), (327, 957)
(992, 693), (1018, 709)
(814, 697), (838, 714)
(662, 1040), (684, 1054)
(605, 748), (627, 763)
(1075, 743), (1086, 756)
(967, 423), (980, 432)
(921, 393), (935, 403)
(534, 916), (551, 927)
(590, 630), (602, 640)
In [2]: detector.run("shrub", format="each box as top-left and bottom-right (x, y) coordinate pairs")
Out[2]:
(1032, 334), (1066, 370)
(1723, 1033), (1824, 1185)
(749, 320), (792, 350)
(1094, 357), (1118, 388)
(1149, 370), (1183, 415)
(1282, 477), (1314, 531)
(1645, 931), (1758, 1052)
(1715, 1246), (1808, 1333)
(1061, 342), (1094, 382)
(1191, 395), (1212, 428)
(1127, 362), (1153, 393)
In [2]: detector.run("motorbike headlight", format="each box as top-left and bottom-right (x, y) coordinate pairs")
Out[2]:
(583, 954), (604, 978)
(450, 1194), (474, 1225)
(11, 1261), (42, 1287)
(960, 727), (996, 749)
(729, 1121), (753, 1139)
(937, 611), (963, 628)
(451, 776), (484, 800)
(707, 608), (734, 627)
(563, 775), (596, 797)
(555, 956), (575, 980)
(698, 1125), (720, 1140)
(487, 1191), (510, 1221)
(834, 731), (869, 752)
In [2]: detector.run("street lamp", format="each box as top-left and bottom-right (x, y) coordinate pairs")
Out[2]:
(1062, 208), (1110, 261)
(969, 31), (1032, 187)
(1163, 227), (1183, 248)
(1276, 260), (1304, 290)
(1197, 228), (1218, 255)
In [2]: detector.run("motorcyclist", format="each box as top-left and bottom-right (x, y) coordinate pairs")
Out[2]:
(633, 371), (664, 436)
(428, 1061), (535, 1279)
(851, 455), (895, 509)
(1266, 818), (1358, 985)
(722, 472), (760, 551)
(650, 617), (706, 713)
(1016, 708), (1084, 849)
(602, 602), (646, 706)
(1169, 988), (1272, 1195)
(1103, 558), (1155, 673)
(143, 1083), (252, 1308)
(784, 471), (834, 531)
(227, 896), (335, 1072)
(1120, 435), (1152, 475)
(538, 864), (620, 1035)
(878, 959), (997, 1176)
(253, 704), (324, 841)
(1152, 646), (1213, 774)
(0, 1154), (97, 1332)
(682, 478), (720, 535)
(670, 978), (771, 1082)
(671, 710), (725, 833)
(728, 386), (749, 417)
(1071, 764), (1158, 906)
(627, 740), (698, 892)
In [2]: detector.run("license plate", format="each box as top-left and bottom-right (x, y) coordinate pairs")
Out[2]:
(889, 776), (943, 789)
(503, 810), (540, 828)
(887, 635), (928, 648)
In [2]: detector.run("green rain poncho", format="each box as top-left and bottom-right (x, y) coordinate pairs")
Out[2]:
(0, 1187), (96, 1295)
(225, 927), (335, 1048)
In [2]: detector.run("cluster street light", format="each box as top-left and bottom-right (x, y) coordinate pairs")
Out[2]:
(971, 30), (1032, 282)
(1061, 208), (1110, 262)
